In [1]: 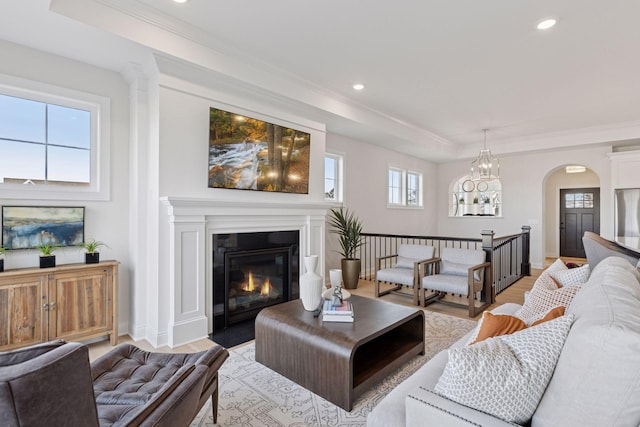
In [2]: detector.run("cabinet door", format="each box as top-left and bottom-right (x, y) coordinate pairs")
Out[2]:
(49, 267), (113, 342)
(0, 275), (48, 350)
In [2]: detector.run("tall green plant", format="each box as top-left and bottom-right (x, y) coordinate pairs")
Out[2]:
(328, 207), (363, 259)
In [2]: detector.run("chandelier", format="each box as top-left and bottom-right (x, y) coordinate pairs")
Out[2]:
(470, 129), (499, 180)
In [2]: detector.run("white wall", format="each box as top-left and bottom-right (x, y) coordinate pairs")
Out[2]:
(544, 167), (600, 257)
(0, 40), (132, 332)
(437, 145), (612, 268)
(324, 133), (438, 273)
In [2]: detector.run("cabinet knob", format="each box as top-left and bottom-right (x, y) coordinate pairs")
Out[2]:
(43, 303), (49, 311)
(49, 302), (56, 310)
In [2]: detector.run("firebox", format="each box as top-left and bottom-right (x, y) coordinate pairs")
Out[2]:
(211, 230), (299, 347)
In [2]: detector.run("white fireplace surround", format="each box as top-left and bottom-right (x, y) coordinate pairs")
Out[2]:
(161, 197), (328, 347)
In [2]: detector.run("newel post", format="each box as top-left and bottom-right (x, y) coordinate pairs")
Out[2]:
(521, 225), (531, 276)
(481, 229), (495, 304)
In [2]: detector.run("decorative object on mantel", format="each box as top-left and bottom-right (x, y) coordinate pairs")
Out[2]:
(81, 239), (108, 264)
(299, 255), (323, 311)
(328, 207), (364, 289)
(37, 243), (59, 268)
(0, 246), (5, 272)
(470, 129), (500, 181)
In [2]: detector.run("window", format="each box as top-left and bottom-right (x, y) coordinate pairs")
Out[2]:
(0, 75), (109, 200)
(324, 153), (343, 202)
(388, 167), (423, 207)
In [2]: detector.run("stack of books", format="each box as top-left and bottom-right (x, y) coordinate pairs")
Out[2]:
(322, 299), (355, 323)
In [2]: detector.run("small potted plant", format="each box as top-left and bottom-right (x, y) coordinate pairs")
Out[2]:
(0, 246), (6, 272)
(37, 243), (59, 268)
(81, 239), (107, 264)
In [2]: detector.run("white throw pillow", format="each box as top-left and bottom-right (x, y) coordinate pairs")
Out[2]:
(549, 264), (590, 287)
(515, 284), (581, 325)
(434, 315), (574, 424)
(395, 256), (419, 269)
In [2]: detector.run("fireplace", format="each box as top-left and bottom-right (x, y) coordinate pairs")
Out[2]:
(212, 230), (299, 346)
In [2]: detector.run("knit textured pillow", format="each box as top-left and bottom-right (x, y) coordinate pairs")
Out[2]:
(515, 283), (581, 325)
(549, 264), (590, 287)
(435, 315), (574, 424)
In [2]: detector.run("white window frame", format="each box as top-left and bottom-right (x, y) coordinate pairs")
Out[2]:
(324, 152), (344, 203)
(387, 166), (423, 208)
(0, 74), (110, 201)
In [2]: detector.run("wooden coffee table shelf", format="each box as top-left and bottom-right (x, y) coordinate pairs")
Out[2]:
(255, 295), (424, 410)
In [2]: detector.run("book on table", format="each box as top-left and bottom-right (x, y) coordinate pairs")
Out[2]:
(322, 300), (354, 322)
(322, 300), (353, 315)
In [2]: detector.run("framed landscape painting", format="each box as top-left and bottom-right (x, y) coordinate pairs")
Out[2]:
(208, 107), (310, 194)
(1, 206), (85, 249)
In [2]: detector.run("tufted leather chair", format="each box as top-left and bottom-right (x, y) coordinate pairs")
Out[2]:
(0, 340), (229, 427)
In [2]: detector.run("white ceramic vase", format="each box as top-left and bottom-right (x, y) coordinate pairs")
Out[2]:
(329, 268), (342, 293)
(300, 255), (323, 311)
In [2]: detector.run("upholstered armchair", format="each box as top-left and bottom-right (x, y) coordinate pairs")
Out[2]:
(419, 247), (491, 317)
(0, 340), (229, 427)
(375, 244), (436, 304)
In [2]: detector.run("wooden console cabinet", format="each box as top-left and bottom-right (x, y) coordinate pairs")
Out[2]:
(0, 261), (118, 351)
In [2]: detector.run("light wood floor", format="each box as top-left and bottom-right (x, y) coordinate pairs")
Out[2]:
(88, 257), (583, 359)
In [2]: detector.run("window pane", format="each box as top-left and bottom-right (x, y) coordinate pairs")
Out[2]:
(48, 104), (91, 149)
(324, 156), (336, 200)
(0, 94), (46, 142)
(407, 173), (419, 205)
(388, 169), (402, 204)
(0, 139), (45, 183)
(48, 146), (90, 183)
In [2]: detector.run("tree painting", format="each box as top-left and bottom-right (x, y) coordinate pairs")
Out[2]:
(208, 107), (310, 194)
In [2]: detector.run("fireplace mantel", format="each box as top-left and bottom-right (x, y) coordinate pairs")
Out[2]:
(160, 197), (328, 347)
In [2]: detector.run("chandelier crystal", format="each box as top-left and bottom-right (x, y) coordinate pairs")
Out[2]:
(471, 129), (499, 181)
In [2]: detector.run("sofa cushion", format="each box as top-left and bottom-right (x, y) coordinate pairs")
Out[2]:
(548, 264), (590, 287)
(422, 274), (469, 296)
(398, 244), (435, 261)
(435, 315), (574, 425)
(376, 267), (415, 287)
(532, 256), (640, 427)
(440, 248), (486, 281)
(395, 256), (419, 269)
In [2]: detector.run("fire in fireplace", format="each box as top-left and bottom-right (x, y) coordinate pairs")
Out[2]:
(225, 247), (290, 324)
(211, 231), (299, 347)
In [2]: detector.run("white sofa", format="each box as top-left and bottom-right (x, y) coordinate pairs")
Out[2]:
(367, 254), (640, 427)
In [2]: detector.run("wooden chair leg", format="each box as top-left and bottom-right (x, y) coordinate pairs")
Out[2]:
(211, 377), (219, 423)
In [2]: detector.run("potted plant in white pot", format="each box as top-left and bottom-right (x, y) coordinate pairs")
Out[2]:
(328, 207), (363, 289)
(0, 246), (6, 272)
(81, 239), (107, 264)
(37, 243), (59, 268)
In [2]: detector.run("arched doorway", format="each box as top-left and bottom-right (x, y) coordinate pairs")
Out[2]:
(544, 165), (600, 259)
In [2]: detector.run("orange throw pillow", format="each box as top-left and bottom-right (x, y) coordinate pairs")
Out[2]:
(532, 306), (565, 326)
(469, 312), (527, 344)
(469, 306), (566, 345)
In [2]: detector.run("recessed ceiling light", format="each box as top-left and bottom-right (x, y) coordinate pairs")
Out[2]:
(537, 18), (557, 30)
(352, 83), (365, 91)
(173, 0), (189, 3)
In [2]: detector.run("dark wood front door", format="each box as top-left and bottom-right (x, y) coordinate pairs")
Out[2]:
(560, 188), (600, 258)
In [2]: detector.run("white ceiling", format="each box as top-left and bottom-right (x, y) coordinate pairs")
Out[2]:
(1, 0), (639, 162)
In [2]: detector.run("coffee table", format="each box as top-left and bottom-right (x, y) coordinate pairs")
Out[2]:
(255, 294), (425, 411)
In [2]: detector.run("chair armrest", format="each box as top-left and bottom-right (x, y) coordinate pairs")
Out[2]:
(0, 339), (67, 367)
(406, 386), (517, 427)
(0, 342), (99, 427)
(376, 254), (398, 270)
(418, 257), (441, 276)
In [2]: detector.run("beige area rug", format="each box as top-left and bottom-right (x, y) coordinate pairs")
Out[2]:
(190, 311), (476, 427)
